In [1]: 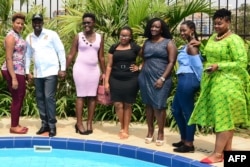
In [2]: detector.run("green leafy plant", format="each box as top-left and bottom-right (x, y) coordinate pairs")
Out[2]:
(0, 0), (213, 132)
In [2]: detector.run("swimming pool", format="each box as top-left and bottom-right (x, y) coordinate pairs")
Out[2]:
(0, 137), (211, 167)
(0, 148), (166, 167)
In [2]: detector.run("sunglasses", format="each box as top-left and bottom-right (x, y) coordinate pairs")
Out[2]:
(82, 22), (93, 25)
(119, 35), (130, 39)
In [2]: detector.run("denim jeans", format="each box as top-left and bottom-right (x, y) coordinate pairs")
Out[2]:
(172, 73), (200, 142)
(34, 75), (58, 128)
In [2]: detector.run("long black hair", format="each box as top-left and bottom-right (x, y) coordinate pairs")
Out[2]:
(144, 18), (172, 39)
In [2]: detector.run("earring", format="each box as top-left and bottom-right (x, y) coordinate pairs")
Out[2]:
(190, 33), (194, 39)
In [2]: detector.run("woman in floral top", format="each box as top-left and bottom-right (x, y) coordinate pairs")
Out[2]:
(1, 13), (28, 134)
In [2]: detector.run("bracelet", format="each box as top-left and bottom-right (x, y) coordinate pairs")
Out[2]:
(160, 77), (165, 82)
(138, 65), (142, 71)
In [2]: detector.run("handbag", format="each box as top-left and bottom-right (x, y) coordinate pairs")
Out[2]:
(96, 79), (112, 105)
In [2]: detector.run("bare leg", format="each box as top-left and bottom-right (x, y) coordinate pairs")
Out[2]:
(154, 109), (166, 141)
(202, 131), (232, 163)
(114, 102), (124, 135)
(120, 103), (132, 139)
(75, 97), (85, 132)
(86, 97), (96, 131)
(224, 130), (234, 151)
(146, 105), (154, 138)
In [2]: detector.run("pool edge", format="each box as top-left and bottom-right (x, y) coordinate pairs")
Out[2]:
(0, 136), (212, 167)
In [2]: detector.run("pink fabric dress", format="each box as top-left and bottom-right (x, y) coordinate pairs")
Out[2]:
(73, 32), (101, 97)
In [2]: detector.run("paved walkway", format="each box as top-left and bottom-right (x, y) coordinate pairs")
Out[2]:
(1, 117), (250, 167)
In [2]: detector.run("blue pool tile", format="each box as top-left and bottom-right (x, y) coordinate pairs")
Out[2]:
(119, 144), (137, 159)
(85, 140), (102, 153)
(0, 137), (14, 148)
(191, 160), (213, 167)
(154, 151), (174, 166)
(102, 142), (120, 155)
(31, 137), (50, 146)
(172, 155), (195, 167)
(67, 138), (85, 151)
(137, 147), (155, 162)
(14, 137), (32, 148)
(0, 136), (207, 167)
(50, 137), (67, 149)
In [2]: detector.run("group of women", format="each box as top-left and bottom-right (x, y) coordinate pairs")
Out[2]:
(2, 8), (249, 165)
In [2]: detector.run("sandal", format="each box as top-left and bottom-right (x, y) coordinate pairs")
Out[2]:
(9, 127), (28, 134)
(155, 139), (164, 146)
(145, 137), (154, 144)
(200, 152), (224, 164)
(120, 132), (129, 139)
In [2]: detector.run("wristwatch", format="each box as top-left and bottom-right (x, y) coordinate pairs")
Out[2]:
(160, 77), (165, 82)
(138, 65), (142, 71)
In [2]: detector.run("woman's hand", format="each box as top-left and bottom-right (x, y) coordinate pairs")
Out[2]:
(100, 73), (105, 80)
(104, 83), (110, 93)
(154, 78), (164, 88)
(26, 74), (33, 83)
(12, 79), (18, 90)
(129, 64), (139, 72)
(204, 64), (219, 73)
(189, 39), (201, 47)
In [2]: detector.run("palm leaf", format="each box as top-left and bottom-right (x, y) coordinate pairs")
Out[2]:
(166, 0), (213, 32)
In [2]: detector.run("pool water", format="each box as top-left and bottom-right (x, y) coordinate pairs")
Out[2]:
(0, 148), (166, 167)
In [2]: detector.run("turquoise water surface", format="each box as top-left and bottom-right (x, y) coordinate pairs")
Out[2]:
(0, 148), (166, 167)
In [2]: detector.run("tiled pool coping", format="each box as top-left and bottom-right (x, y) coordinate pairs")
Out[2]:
(0, 137), (211, 167)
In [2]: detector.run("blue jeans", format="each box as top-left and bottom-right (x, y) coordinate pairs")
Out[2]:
(34, 75), (58, 128)
(172, 73), (200, 142)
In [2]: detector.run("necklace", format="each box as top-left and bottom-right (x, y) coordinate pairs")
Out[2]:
(82, 36), (92, 47)
(216, 30), (231, 40)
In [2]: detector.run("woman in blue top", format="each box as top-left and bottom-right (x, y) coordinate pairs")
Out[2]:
(172, 20), (203, 153)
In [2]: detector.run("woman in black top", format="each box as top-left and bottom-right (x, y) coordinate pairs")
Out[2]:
(105, 26), (141, 139)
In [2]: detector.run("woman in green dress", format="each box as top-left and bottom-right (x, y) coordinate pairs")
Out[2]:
(188, 8), (250, 164)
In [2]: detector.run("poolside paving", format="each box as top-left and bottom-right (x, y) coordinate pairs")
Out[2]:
(0, 116), (250, 167)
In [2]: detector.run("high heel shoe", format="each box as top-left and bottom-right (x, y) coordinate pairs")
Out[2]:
(145, 136), (154, 144)
(74, 124), (89, 135)
(155, 139), (164, 146)
(87, 130), (93, 134)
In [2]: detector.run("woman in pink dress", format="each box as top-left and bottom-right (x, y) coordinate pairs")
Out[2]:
(66, 13), (106, 135)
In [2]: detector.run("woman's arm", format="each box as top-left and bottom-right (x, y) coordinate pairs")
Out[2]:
(98, 36), (106, 75)
(104, 53), (113, 93)
(187, 39), (200, 55)
(154, 40), (177, 88)
(66, 35), (78, 69)
(162, 40), (177, 79)
(5, 35), (18, 89)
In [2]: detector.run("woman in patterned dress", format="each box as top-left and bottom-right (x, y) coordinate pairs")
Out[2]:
(189, 8), (250, 164)
(1, 13), (28, 134)
(66, 13), (106, 135)
(138, 18), (177, 146)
